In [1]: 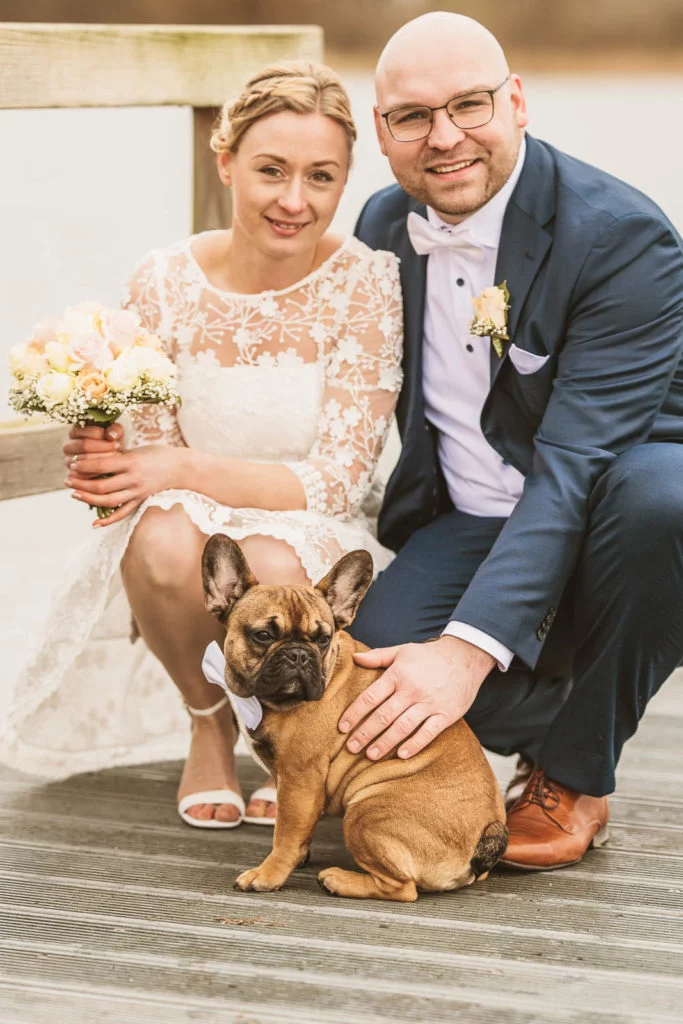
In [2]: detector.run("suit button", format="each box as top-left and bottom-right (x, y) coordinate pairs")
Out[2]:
(536, 627), (546, 642)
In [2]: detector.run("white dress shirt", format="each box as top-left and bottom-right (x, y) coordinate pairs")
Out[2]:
(418, 140), (527, 670)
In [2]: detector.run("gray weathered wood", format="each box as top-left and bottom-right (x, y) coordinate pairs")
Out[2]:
(0, 674), (681, 1022)
(0, 23), (324, 110)
(0, 421), (68, 499)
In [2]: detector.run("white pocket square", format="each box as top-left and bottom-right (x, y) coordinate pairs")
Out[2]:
(508, 344), (550, 376)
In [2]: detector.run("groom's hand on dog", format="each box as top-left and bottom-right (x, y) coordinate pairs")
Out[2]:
(340, 636), (495, 760)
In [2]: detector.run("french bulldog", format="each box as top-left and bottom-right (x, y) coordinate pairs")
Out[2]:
(202, 533), (508, 902)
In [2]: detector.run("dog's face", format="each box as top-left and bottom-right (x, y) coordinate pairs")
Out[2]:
(202, 535), (373, 710)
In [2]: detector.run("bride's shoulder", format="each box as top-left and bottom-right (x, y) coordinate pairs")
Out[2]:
(139, 231), (229, 269)
(342, 235), (400, 271)
(338, 236), (401, 293)
(188, 230), (230, 267)
(127, 233), (205, 277)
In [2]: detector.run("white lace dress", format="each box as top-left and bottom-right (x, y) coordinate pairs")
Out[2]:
(0, 235), (403, 779)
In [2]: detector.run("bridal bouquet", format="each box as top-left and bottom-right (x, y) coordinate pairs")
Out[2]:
(8, 302), (179, 426)
(8, 302), (180, 516)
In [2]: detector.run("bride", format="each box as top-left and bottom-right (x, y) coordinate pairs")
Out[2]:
(0, 62), (402, 829)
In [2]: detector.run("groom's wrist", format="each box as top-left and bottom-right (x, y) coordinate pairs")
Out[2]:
(441, 621), (514, 672)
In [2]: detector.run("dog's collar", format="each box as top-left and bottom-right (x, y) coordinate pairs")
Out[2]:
(201, 641), (263, 731)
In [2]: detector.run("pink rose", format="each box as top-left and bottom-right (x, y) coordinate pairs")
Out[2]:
(32, 316), (61, 351)
(67, 331), (113, 370)
(101, 309), (141, 355)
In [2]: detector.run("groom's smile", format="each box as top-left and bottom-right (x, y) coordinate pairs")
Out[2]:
(424, 153), (484, 185)
(428, 158), (479, 175)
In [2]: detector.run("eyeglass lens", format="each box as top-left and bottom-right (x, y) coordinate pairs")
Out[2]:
(387, 91), (494, 141)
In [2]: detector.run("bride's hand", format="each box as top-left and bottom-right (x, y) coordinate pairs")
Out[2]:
(65, 441), (185, 527)
(63, 422), (124, 466)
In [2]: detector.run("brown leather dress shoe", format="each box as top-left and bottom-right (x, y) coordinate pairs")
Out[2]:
(502, 769), (610, 870)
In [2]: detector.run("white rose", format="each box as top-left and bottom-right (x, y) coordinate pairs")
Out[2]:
(74, 300), (106, 318)
(132, 346), (174, 381)
(472, 286), (507, 332)
(107, 353), (140, 391)
(36, 372), (75, 406)
(8, 343), (47, 377)
(44, 341), (71, 372)
(60, 307), (97, 344)
(11, 374), (31, 393)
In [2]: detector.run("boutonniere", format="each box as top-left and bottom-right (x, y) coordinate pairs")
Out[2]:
(469, 282), (510, 358)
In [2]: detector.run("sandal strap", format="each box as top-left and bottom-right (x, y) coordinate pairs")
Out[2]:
(185, 694), (231, 717)
(249, 786), (277, 804)
(178, 789), (246, 816)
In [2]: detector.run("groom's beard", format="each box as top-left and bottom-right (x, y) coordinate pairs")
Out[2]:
(394, 131), (522, 222)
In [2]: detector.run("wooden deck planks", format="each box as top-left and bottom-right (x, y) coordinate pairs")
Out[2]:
(0, 676), (681, 1023)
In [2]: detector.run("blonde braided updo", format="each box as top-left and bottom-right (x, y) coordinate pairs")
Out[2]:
(210, 61), (357, 159)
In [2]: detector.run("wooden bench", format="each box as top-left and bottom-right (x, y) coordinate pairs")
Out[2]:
(0, 22), (323, 500)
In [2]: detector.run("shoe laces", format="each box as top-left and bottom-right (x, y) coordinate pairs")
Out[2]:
(522, 770), (561, 811)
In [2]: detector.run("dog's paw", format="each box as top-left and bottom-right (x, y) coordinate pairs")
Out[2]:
(317, 867), (344, 896)
(234, 866), (286, 892)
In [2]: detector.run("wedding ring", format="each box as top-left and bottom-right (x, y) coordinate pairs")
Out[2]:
(70, 456), (78, 467)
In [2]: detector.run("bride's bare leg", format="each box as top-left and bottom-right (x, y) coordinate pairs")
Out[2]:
(121, 506), (310, 823)
(121, 507), (238, 822)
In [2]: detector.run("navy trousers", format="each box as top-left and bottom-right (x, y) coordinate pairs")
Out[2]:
(350, 443), (683, 796)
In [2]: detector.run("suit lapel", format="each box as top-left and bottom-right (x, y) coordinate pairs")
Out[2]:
(490, 137), (554, 382)
(388, 201), (428, 427)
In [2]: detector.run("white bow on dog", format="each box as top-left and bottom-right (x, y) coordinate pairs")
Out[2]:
(202, 641), (263, 731)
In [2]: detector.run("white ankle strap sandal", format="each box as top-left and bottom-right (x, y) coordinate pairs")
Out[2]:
(198, 642), (278, 827)
(178, 695), (245, 829)
(185, 694), (231, 718)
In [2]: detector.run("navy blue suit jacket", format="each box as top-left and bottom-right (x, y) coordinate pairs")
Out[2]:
(356, 135), (683, 669)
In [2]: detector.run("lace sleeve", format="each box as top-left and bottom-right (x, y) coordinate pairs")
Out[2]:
(120, 251), (186, 449)
(286, 250), (403, 519)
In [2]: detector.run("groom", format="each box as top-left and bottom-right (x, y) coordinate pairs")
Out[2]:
(344, 11), (683, 869)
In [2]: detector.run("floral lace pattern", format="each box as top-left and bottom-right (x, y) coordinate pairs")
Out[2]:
(121, 235), (403, 520)
(0, 235), (403, 780)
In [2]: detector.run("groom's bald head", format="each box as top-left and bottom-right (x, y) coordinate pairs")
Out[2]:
(376, 13), (508, 106)
(374, 12), (527, 223)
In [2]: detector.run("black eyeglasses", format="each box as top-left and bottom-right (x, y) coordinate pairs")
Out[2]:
(380, 76), (510, 142)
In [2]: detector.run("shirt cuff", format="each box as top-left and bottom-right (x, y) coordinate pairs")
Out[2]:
(441, 621), (514, 672)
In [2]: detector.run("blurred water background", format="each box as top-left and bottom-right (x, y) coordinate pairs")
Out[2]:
(2, 64), (683, 711)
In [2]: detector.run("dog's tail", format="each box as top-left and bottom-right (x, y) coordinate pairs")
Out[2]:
(470, 821), (509, 878)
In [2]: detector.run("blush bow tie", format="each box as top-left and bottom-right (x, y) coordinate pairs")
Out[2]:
(406, 211), (485, 262)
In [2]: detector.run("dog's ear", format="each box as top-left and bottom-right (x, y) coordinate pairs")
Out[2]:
(315, 550), (373, 630)
(202, 534), (258, 625)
